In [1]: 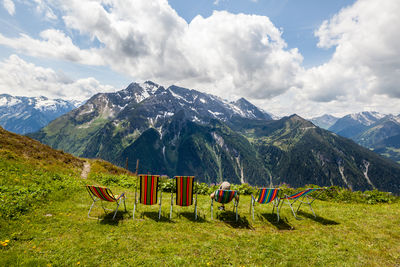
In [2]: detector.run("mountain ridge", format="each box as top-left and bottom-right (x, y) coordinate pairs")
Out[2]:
(29, 82), (400, 193)
(0, 94), (79, 134)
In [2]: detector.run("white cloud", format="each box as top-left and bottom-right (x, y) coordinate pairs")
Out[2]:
(301, 0), (400, 104)
(0, 29), (103, 65)
(0, 0), (303, 102)
(33, 0), (57, 20)
(3, 0), (15, 15)
(1, 0), (399, 118)
(0, 54), (115, 101)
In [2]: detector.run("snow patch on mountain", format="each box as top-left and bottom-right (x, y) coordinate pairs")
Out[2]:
(0, 94), (77, 134)
(349, 111), (386, 126)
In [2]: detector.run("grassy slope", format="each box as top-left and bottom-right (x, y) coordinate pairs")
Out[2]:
(1, 193), (400, 266)
(1, 127), (400, 266)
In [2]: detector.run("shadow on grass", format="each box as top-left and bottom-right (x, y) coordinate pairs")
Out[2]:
(140, 211), (172, 222)
(215, 211), (254, 229)
(259, 213), (294, 230)
(177, 211), (207, 223)
(297, 211), (339, 225)
(99, 209), (129, 225)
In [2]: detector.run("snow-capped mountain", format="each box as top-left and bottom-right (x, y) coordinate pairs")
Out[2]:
(309, 114), (339, 129)
(73, 81), (271, 130)
(324, 111), (400, 163)
(348, 111), (386, 126)
(29, 82), (400, 193)
(328, 111), (386, 138)
(0, 94), (79, 134)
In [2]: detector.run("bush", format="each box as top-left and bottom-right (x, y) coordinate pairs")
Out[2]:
(231, 183), (257, 195)
(0, 172), (81, 219)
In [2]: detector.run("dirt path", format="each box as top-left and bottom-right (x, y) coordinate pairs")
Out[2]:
(81, 161), (91, 179)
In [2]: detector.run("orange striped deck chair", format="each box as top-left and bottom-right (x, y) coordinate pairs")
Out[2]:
(278, 188), (326, 219)
(169, 176), (197, 220)
(86, 185), (126, 220)
(251, 188), (281, 221)
(133, 175), (162, 220)
(211, 190), (239, 222)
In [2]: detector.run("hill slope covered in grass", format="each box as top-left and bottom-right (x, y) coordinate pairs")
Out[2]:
(1, 126), (400, 266)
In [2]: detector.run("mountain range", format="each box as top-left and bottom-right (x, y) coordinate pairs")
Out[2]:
(0, 94), (78, 134)
(311, 112), (400, 163)
(28, 81), (400, 193)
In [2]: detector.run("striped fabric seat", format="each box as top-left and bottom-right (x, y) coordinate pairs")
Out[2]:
(286, 188), (320, 200)
(87, 185), (118, 202)
(139, 175), (160, 205)
(279, 188), (325, 219)
(170, 176), (198, 220)
(251, 187), (281, 222)
(175, 176), (194, 206)
(256, 188), (280, 204)
(86, 185), (126, 220)
(214, 190), (238, 204)
(211, 189), (239, 221)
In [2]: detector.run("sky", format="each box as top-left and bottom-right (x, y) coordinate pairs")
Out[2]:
(0, 0), (399, 118)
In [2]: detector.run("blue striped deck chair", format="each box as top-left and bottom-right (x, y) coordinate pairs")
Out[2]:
(278, 188), (325, 219)
(86, 185), (126, 220)
(251, 188), (281, 222)
(211, 190), (239, 222)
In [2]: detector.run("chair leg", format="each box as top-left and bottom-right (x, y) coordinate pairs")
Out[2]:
(112, 202), (120, 220)
(158, 191), (162, 220)
(123, 197), (127, 212)
(194, 193), (198, 220)
(288, 200), (300, 219)
(88, 199), (98, 218)
(170, 193), (173, 220)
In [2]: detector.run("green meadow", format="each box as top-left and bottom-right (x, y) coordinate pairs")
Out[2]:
(1, 129), (400, 266)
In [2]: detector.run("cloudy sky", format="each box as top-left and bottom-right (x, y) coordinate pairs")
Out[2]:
(0, 0), (399, 118)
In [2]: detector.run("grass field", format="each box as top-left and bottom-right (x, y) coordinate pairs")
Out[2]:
(1, 185), (400, 266)
(1, 127), (400, 266)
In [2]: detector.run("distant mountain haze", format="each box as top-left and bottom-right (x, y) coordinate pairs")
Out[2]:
(0, 94), (79, 134)
(309, 114), (339, 129)
(316, 111), (400, 164)
(28, 81), (400, 193)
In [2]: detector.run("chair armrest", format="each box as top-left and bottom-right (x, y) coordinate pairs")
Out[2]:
(116, 192), (126, 200)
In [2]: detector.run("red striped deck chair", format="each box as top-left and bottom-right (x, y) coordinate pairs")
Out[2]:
(169, 176), (197, 220)
(251, 188), (281, 222)
(211, 190), (239, 222)
(86, 185), (126, 220)
(133, 175), (162, 220)
(278, 188), (325, 219)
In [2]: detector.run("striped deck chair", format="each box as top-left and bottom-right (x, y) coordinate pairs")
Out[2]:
(278, 188), (325, 219)
(211, 190), (239, 222)
(133, 175), (162, 220)
(251, 188), (281, 222)
(169, 176), (197, 220)
(86, 185), (126, 220)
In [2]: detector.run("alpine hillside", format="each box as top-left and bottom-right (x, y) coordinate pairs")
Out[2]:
(29, 82), (400, 193)
(0, 94), (78, 134)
